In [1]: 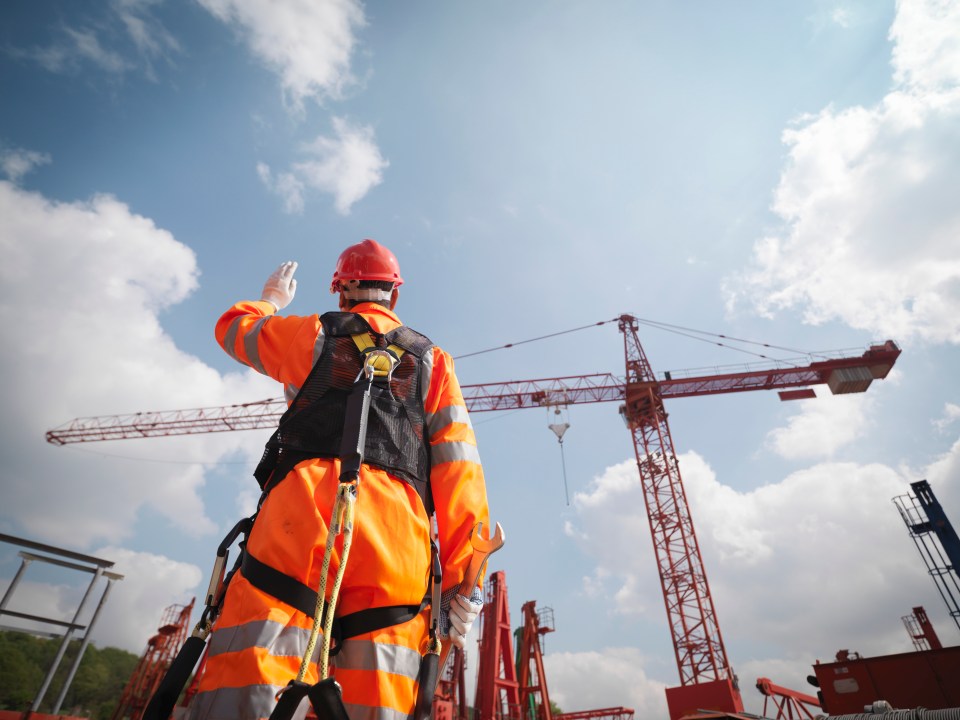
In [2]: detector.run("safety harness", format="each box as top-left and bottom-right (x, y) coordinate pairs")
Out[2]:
(144, 312), (443, 720)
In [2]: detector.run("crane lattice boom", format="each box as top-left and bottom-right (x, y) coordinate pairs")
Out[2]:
(45, 329), (900, 445)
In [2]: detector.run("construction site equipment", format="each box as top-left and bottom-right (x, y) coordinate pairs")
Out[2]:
(755, 677), (820, 720)
(476, 571), (521, 720)
(902, 606), (943, 651)
(517, 600), (555, 720)
(433, 646), (468, 720)
(112, 599), (194, 720)
(811, 646), (960, 713)
(44, 318), (901, 718)
(893, 480), (960, 632)
(820, 711), (960, 720)
(555, 709), (635, 720)
(44, 332), (901, 445)
(0, 533), (124, 716)
(475, 570), (635, 720)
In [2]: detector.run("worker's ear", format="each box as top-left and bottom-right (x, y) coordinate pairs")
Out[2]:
(389, 287), (399, 310)
(338, 293), (349, 311)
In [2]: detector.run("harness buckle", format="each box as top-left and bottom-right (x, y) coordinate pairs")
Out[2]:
(357, 347), (400, 382)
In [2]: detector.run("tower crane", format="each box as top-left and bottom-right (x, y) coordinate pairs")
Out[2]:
(45, 315), (901, 718)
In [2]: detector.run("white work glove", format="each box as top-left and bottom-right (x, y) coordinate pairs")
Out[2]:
(261, 261), (298, 310)
(447, 594), (483, 649)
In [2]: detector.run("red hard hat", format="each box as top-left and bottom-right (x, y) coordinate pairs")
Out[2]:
(329, 239), (404, 293)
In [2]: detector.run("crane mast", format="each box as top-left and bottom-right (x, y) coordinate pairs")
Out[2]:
(618, 315), (735, 691)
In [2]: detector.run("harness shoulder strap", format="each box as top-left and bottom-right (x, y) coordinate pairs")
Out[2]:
(350, 332), (406, 377)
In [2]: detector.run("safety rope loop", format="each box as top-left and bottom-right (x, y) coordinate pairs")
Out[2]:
(296, 481), (359, 683)
(320, 485), (357, 677)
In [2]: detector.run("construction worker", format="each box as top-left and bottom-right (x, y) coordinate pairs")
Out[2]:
(191, 240), (490, 720)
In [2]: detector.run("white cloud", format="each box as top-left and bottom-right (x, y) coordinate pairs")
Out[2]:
(890, 0), (960, 92)
(94, 546), (203, 652)
(1, 145), (52, 183)
(724, 0), (960, 345)
(933, 402), (960, 433)
(0, 179), (280, 652)
(765, 394), (873, 460)
(257, 162), (305, 214)
(259, 117), (388, 215)
(10, 2), (179, 79)
(196, 0), (366, 109)
(565, 443), (959, 710)
(546, 648), (668, 718)
(112, 0), (182, 80)
(0, 547), (202, 654)
(63, 27), (130, 73)
(830, 7), (853, 29)
(0, 179), (275, 553)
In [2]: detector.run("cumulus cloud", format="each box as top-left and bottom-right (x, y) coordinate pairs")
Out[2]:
(546, 648), (668, 717)
(0, 179), (275, 551)
(196, 0), (366, 109)
(93, 546), (203, 652)
(258, 117), (388, 214)
(764, 394), (873, 460)
(724, 0), (960, 345)
(0, 546), (202, 654)
(565, 443), (959, 709)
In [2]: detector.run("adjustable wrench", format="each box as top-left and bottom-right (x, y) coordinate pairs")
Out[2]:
(458, 521), (505, 598)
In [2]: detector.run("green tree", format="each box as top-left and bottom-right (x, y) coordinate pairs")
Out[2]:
(0, 631), (139, 720)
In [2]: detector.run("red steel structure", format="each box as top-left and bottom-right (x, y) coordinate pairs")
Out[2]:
(433, 646), (468, 720)
(901, 606), (943, 651)
(475, 571), (521, 720)
(755, 677), (821, 720)
(111, 599), (194, 720)
(45, 316), (901, 716)
(517, 600), (555, 720)
(44, 322), (901, 445)
(556, 710), (635, 720)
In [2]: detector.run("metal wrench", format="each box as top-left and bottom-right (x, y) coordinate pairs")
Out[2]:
(457, 521), (505, 598)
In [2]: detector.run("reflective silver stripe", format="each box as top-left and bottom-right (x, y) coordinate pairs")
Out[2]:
(431, 441), (481, 465)
(206, 619), (322, 661)
(243, 316), (270, 375)
(426, 404), (472, 439)
(285, 383), (300, 403)
(190, 683), (284, 720)
(343, 701), (411, 720)
(223, 317), (243, 364)
(312, 326), (326, 367)
(334, 638), (423, 681)
(419, 350), (434, 409)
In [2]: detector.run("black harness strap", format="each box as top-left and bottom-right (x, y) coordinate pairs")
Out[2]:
(241, 548), (429, 650)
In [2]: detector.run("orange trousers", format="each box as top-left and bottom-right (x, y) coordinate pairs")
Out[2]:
(191, 459), (435, 720)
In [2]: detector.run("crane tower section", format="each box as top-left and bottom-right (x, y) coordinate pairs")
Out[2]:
(618, 316), (739, 703)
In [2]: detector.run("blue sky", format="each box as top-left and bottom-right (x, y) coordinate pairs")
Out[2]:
(2, 0), (959, 715)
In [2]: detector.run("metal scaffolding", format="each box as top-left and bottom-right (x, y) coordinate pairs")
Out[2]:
(0, 533), (124, 715)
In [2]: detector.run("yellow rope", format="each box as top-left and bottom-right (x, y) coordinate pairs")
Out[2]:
(296, 481), (358, 682)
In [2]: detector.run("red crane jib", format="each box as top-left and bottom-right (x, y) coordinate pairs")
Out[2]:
(44, 340), (900, 444)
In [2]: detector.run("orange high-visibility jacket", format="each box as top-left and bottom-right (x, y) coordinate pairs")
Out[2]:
(192, 300), (489, 720)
